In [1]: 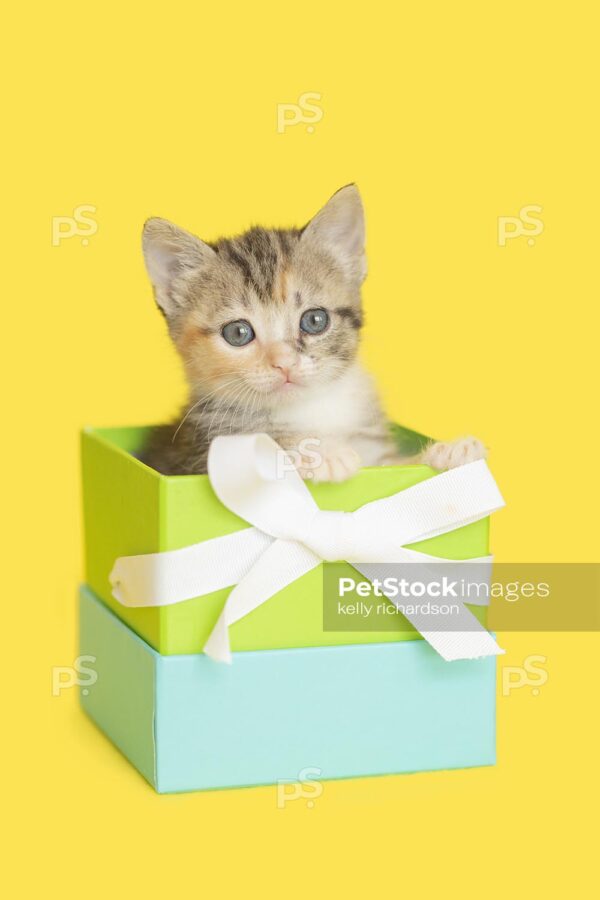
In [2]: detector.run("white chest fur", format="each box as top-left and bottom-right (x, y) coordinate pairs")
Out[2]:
(269, 363), (380, 439)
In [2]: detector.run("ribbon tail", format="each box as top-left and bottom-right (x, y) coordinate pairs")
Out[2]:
(420, 628), (504, 662)
(203, 538), (320, 662)
(353, 558), (504, 661)
(203, 612), (233, 664)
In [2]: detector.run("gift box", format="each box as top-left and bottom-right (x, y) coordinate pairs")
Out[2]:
(81, 425), (490, 655)
(80, 422), (503, 793)
(79, 585), (496, 793)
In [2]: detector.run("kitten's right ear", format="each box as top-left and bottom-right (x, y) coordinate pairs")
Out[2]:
(142, 218), (216, 318)
(301, 185), (366, 283)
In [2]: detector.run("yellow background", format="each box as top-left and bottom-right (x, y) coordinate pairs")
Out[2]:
(2, 1), (597, 896)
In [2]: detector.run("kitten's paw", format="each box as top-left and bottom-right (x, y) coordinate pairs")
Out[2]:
(298, 443), (361, 483)
(422, 436), (487, 470)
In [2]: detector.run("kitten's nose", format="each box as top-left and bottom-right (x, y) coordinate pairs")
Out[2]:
(269, 343), (297, 380)
(272, 361), (294, 383)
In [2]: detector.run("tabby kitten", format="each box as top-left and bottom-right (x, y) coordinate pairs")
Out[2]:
(140, 185), (485, 480)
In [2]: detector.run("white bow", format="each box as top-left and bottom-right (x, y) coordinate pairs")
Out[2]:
(110, 434), (506, 663)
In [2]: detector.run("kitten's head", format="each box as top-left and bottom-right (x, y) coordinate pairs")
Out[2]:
(142, 185), (366, 406)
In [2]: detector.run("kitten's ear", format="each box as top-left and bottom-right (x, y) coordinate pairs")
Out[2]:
(142, 218), (216, 318)
(301, 184), (366, 282)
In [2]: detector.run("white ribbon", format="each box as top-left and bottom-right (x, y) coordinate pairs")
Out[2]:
(110, 434), (506, 663)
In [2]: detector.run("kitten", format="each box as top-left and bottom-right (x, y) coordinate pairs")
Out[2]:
(140, 185), (485, 480)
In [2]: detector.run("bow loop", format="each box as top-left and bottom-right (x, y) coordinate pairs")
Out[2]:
(208, 433), (318, 540)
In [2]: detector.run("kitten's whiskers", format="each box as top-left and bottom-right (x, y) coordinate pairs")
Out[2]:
(172, 375), (244, 444)
(206, 380), (249, 443)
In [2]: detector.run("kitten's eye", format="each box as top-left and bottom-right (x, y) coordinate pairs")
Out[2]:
(300, 308), (329, 335)
(221, 320), (255, 346)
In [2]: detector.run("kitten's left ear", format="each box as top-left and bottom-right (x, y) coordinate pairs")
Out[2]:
(142, 217), (216, 321)
(301, 184), (366, 282)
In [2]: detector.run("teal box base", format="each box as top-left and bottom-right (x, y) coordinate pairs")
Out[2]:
(79, 586), (496, 794)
